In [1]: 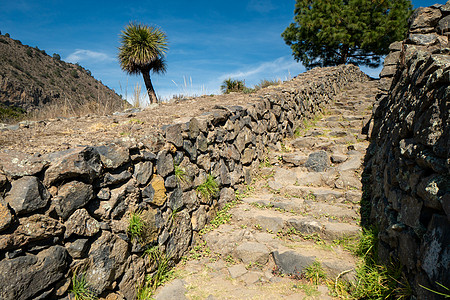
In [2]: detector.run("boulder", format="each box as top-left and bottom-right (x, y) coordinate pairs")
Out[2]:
(53, 181), (94, 220)
(95, 145), (130, 169)
(154, 279), (187, 300)
(64, 208), (100, 238)
(65, 238), (89, 259)
(147, 175), (167, 206)
(304, 150), (330, 172)
(234, 242), (270, 265)
(0, 150), (48, 179)
(0, 197), (12, 232)
(156, 150), (174, 177)
(4, 176), (50, 215)
(272, 250), (315, 276)
(102, 170), (132, 186)
(134, 161), (153, 186)
(0, 246), (68, 300)
(85, 231), (129, 295)
(166, 210), (192, 261)
(118, 255), (147, 300)
(409, 7), (442, 30)
(163, 123), (183, 148)
(0, 214), (64, 250)
(44, 147), (102, 186)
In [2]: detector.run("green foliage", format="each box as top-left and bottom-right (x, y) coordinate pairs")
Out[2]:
(4, 33), (10, 38)
(118, 22), (169, 104)
(141, 246), (175, 294)
(282, 0), (413, 69)
(128, 211), (145, 242)
(254, 78), (281, 90)
(70, 270), (97, 300)
(26, 48), (33, 57)
(0, 104), (26, 123)
(174, 164), (187, 184)
(304, 261), (327, 285)
(330, 227), (412, 299)
(196, 174), (219, 201)
(53, 53), (61, 60)
(71, 69), (79, 78)
(220, 78), (247, 94)
(420, 282), (450, 298)
(200, 199), (238, 234)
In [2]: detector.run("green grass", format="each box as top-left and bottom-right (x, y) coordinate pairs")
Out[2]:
(420, 282), (450, 298)
(199, 199), (239, 235)
(329, 227), (412, 299)
(304, 261), (327, 285)
(196, 174), (219, 201)
(137, 246), (175, 298)
(70, 270), (97, 300)
(174, 164), (187, 183)
(128, 210), (145, 242)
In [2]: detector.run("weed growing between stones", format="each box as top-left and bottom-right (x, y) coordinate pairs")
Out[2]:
(128, 210), (145, 242)
(138, 246), (176, 298)
(199, 199), (239, 235)
(235, 183), (255, 200)
(174, 164), (187, 184)
(304, 261), (327, 285)
(182, 241), (212, 262)
(69, 269), (97, 300)
(329, 227), (412, 299)
(196, 174), (219, 201)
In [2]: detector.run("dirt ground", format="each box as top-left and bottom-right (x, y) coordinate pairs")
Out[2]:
(0, 90), (273, 155)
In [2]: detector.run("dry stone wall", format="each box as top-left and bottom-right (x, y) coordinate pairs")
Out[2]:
(365, 2), (449, 299)
(0, 64), (367, 299)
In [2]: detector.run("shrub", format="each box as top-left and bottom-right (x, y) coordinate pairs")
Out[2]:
(53, 53), (61, 60)
(254, 78), (281, 90)
(26, 48), (33, 57)
(0, 104), (26, 123)
(4, 33), (10, 38)
(71, 69), (79, 78)
(220, 78), (246, 94)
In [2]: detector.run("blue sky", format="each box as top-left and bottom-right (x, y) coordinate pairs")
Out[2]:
(0, 0), (443, 102)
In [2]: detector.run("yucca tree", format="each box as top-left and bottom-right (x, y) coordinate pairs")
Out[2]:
(118, 22), (168, 104)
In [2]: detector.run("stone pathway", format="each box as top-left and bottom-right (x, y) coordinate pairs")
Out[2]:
(153, 79), (380, 300)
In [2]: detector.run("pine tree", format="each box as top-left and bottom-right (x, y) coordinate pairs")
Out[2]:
(282, 0), (413, 69)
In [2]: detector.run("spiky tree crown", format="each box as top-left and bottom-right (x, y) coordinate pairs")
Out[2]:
(118, 22), (168, 75)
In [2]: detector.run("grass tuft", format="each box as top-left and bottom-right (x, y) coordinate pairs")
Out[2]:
(128, 210), (145, 242)
(70, 269), (97, 300)
(196, 174), (219, 201)
(304, 261), (327, 285)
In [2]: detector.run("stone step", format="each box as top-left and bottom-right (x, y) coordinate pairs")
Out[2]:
(231, 203), (360, 240)
(283, 186), (345, 201)
(272, 244), (356, 282)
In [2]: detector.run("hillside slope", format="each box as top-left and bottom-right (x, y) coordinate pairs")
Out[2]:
(0, 34), (126, 121)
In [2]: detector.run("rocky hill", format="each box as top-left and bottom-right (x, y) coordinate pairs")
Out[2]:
(0, 33), (126, 121)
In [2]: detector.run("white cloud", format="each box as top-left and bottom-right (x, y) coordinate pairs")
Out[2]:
(247, 0), (276, 13)
(65, 49), (114, 63)
(219, 56), (305, 82)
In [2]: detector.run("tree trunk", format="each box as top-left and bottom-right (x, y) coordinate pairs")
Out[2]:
(142, 71), (158, 104)
(341, 44), (349, 64)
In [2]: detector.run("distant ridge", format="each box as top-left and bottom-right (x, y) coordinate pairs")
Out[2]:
(0, 33), (126, 121)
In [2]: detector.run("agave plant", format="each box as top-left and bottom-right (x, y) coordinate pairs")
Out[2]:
(220, 78), (246, 94)
(118, 22), (168, 104)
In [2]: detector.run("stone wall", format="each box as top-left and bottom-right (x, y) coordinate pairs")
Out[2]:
(0, 64), (368, 299)
(365, 2), (449, 299)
